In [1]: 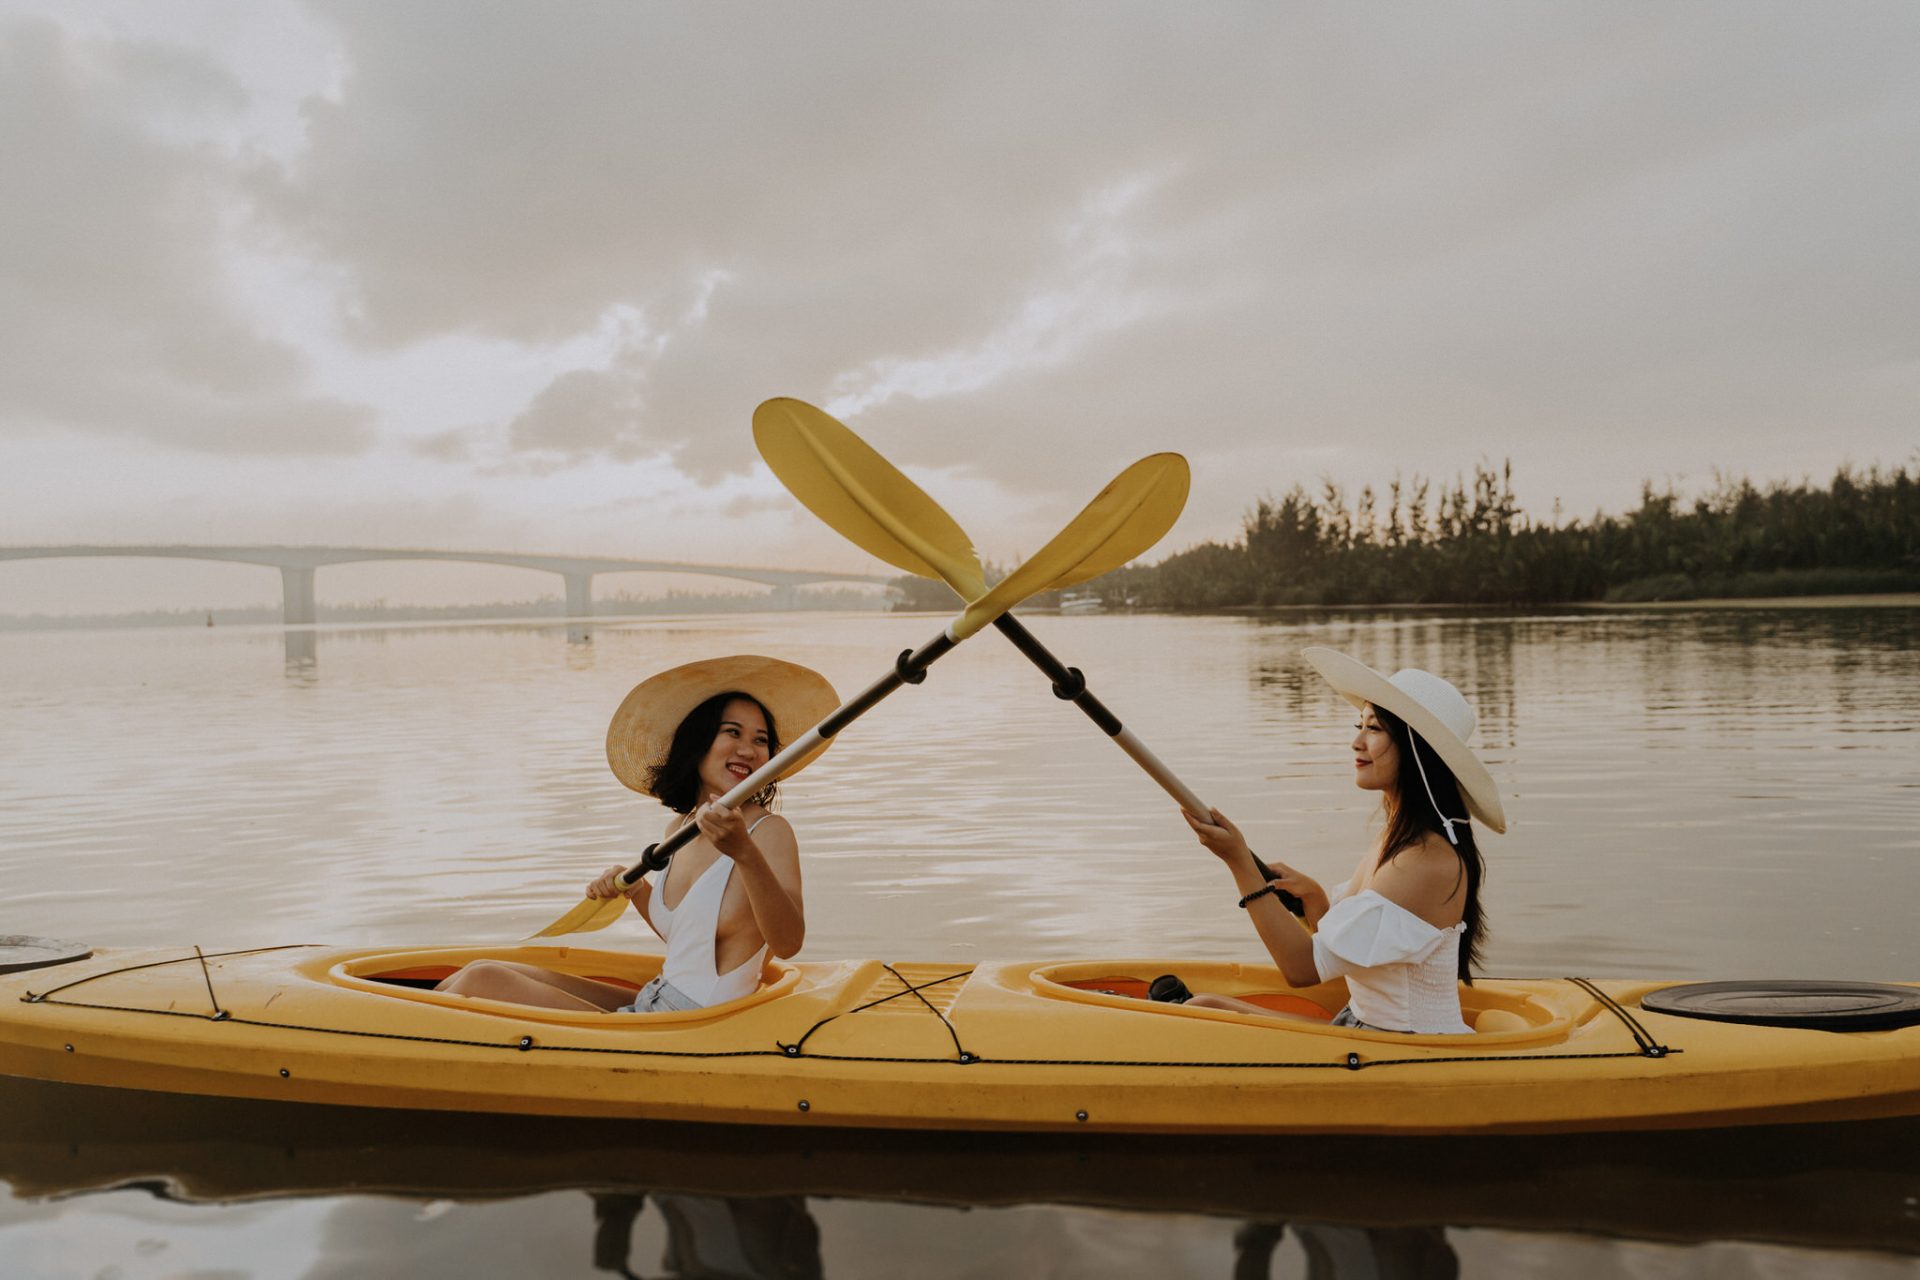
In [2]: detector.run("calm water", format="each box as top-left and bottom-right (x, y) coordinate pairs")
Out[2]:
(3, 607), (1919, 1277)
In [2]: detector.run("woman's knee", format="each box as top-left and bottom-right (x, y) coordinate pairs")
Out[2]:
(438, 959), (519, 995)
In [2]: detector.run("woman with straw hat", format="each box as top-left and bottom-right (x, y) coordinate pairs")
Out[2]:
(437, 655), (839, 1013)
(1179, 647), (1505, 1034)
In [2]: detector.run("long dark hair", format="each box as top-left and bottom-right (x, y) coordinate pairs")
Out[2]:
(646, 691), (781, 815)
(1373, 704), (1486, 982)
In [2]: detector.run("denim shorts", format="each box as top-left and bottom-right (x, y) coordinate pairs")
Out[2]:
(619, 975), (702, 1013)
(1330, 1005), (1399, 1033)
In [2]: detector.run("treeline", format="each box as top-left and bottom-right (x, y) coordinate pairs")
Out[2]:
(891, 461), (1920, 610)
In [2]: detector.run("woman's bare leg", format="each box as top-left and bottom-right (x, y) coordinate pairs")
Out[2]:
(436, 960), (635, 1011)
(1186, 992), (1326, 1022)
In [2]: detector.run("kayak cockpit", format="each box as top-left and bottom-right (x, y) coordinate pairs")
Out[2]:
(321, 945), (802, 1026)
(1024, 960), (1568, 1043)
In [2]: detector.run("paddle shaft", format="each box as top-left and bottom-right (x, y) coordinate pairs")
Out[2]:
(991, 613), (1303, 912)
(621, 629), (959, 882)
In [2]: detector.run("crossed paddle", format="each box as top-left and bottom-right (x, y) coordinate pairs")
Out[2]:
(533, 398), (1278, 939)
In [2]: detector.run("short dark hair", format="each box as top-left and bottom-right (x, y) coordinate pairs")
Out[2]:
(647, 691), (781, 814)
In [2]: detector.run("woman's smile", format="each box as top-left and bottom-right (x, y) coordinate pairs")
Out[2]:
(698, 697), (773, 797)
(1350, 706), (1399, 792)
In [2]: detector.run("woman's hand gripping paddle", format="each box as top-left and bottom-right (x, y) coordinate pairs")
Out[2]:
(528, 435), (1189, 939)
(752, 398), (1300, 904)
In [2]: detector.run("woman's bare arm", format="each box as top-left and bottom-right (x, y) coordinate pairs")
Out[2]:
(697, 805), (805, 958)
(1182, 807), (1323, 987)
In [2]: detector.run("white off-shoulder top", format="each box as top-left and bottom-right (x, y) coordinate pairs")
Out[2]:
(1310, 882), (1470, 1034)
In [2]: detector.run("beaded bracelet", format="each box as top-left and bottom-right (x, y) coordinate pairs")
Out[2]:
(1238, 883), (1281, 909)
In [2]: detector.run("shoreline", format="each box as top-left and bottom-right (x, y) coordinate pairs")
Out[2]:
(1200, 592), (1920, 615)
(6, 594), (1918, 633)
(1585, 593), (1920, 611)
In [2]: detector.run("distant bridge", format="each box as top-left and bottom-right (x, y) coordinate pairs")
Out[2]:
(0, 545), (893, 625)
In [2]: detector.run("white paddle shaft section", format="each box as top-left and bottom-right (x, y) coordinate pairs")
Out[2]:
(1112, 727), (1211, 820)
(613, 725), (827, 889)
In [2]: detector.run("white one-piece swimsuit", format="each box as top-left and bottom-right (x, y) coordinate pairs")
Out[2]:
(632, 813), (775, 1010)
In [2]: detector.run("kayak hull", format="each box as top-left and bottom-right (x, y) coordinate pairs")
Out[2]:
(4, 943), (1917, 1134)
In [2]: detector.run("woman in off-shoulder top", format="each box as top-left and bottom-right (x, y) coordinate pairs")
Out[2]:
(1180, 647), (1506, 1034)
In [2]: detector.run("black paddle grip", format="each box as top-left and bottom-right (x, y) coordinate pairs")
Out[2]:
(1249, 853), (1306, 916)
(992, 615), (1124, 735)
(636, 833), (683, 875)
(818, 631), (956, 738)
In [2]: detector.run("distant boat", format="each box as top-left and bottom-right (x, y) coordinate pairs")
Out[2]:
(1058, 592), (1103, 615)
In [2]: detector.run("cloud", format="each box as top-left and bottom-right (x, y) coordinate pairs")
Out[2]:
(0, 15), (375, 456)
(9, 0), (1920, 572)
(249, 1), (1920, 526)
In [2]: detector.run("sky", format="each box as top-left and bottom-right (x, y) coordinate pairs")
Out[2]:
(2, 1), (1917, 613)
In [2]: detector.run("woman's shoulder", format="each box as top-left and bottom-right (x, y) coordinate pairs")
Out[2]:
(745, 807), (797, 844)
(1370, 834), (1467, 922)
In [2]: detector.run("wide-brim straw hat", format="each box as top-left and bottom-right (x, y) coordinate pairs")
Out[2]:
(1301, 646), (1507, 834)
(606, 655), (840, 797)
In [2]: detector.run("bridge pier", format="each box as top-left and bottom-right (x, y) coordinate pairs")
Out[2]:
(562, 572), (594, 618)
(280, 566), (316, 626)
(562, 571), (593, 643)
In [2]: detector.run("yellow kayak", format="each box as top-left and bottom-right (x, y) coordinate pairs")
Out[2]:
(3, 941), (1918, 1134)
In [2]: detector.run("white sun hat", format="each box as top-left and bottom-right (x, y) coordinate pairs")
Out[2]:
(1301, 646), (1507, 836)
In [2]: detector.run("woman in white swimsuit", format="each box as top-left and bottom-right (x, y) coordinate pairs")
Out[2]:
(436, 655), (838, 1013)
(1181, 647), (1506, 1034)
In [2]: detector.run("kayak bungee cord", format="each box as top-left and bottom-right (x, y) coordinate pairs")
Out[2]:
(1566, 977), (1671, 1057)
(192, 945), (226, 1021)
(19, 945), (315, 1009)
(21, 950), (1679, 1069)
(778, 965), (974, 1062)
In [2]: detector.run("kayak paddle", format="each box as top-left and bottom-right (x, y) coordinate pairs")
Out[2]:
(529, 445), (1187, 939)
(752, 399), (1297, 896)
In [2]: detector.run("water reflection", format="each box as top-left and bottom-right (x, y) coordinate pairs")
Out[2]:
(4, 607), (1919, 1274)
(3, 1077), (1918, 1275)
(1237, 1222), (1458, 1280)
(595, 1193), (822, 1280)
(283, 626), (317, 674)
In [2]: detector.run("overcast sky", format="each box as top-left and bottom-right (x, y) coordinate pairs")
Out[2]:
(3, 1), (1917, 612)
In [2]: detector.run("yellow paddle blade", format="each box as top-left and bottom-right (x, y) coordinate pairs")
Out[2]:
(526, 894), (629, 940)
(954, 453), (1188, 640)
(753, 398), (988, 600)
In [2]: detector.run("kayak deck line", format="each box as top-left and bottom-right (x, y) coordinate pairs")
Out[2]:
(19, 945), (1684, 1072)
(19, 943), (320, 1008)
(19, 993), (1691, 1071)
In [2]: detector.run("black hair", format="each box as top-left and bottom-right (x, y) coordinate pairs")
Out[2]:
(1372, 704), (1487, 982)
(646, 691), (781, 815)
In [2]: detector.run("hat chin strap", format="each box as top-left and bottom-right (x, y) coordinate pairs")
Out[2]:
(1407, 733), (1466, 846)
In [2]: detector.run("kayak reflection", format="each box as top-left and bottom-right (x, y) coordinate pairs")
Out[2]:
(594, 1193), (822, 1280)
(1, 1078), (1916, 1266)
(1235, 1223), (1458, 1280)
